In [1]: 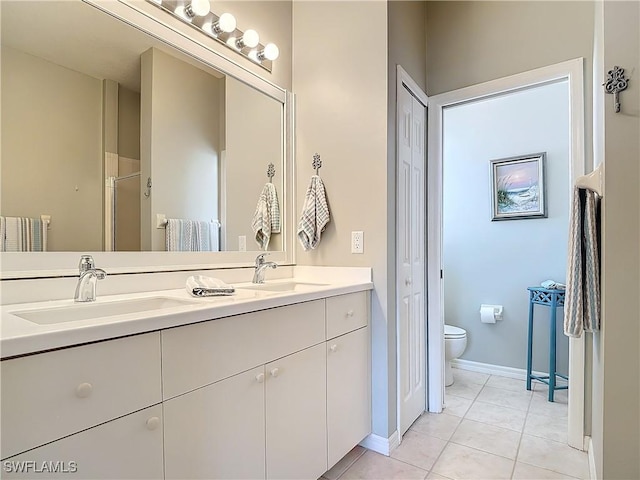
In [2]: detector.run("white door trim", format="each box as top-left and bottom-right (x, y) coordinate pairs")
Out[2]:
(427, 59), (586, 449)
(396, 65), (428, 439)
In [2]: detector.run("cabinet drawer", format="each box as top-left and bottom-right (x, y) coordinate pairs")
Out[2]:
(162, 300), (325, 399)
(0, 333), (162, 459)
(3, 405), (164, 480)
(326, 292), (369, 340)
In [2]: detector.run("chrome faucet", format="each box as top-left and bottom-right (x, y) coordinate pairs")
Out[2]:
(252, 253), (277, 284)
(74, 255), (107, 302)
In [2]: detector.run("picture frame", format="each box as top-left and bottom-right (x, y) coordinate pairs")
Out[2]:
(490, 153), (547, 221)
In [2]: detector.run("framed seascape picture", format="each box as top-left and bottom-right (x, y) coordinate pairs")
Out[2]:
(490, 153), (547, 221)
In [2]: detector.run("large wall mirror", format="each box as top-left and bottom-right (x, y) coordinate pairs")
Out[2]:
(1, 0), (293, 277)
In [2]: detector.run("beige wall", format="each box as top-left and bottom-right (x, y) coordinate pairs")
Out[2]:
(426, 1), (595, 96)
(224, 78), (283, 252)
(140, 48), (222, 251)
(1, 46), (103, 251)
(162, 0), (293, 91)
(118, 86), (140, 161)
(293, 0), (426, 439)
(595, 2), (640, 478)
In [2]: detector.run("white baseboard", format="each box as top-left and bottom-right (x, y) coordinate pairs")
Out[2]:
(359, 431), (400, 456)
(452, 358), (553, 381)
(587, 437), (597, 480)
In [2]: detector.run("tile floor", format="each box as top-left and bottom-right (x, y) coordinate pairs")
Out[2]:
(322, 369), (589, 480)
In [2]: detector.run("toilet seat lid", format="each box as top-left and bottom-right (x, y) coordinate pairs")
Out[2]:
(445, 325), (466, 338)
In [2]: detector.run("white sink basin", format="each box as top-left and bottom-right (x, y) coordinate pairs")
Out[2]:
(13, 297), (198, 325)
(238, 282), (329, 293)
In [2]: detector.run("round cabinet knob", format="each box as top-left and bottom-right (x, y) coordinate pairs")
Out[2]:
(270, 368), (280, 378)
(405, 278), (412, 286)
(146, 417), (160, 431)
(255, 373), (265, 383)
(346, 309), (355, 318)
(330, 344), (339, 353)
(75, 382), (93, 399)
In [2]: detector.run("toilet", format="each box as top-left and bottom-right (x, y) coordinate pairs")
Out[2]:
(444, 324), (468, 387)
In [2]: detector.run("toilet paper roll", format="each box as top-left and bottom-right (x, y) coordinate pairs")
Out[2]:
(480, 305), (497, 323)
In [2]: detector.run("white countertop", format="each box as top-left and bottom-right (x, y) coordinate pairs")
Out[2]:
(0, 275), (373, 359)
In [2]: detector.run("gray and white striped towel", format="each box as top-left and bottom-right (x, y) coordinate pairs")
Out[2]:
(297, 175), (330, 251)
(564, 186), (601, 337)
(252, 183), (280, 250)
(166, 219), (212, 252)
(0, 216), (46, 252)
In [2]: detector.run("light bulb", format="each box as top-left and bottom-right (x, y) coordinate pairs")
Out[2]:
(237, 29), (259, 49)
(184, 0), (210, 18)
(262, 43), (279, 61)
(217, 13), (236, 33)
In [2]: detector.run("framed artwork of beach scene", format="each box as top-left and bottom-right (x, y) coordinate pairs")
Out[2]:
(490, 153), (547, 221)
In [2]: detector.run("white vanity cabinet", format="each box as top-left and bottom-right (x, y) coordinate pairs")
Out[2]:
(2, 406), (164, 480)
(325, 292), (371, 467)
(265, 343), (327, 480)
(1, 289), (371, 480)
(162, 300), (329, 480)
(163, 366), (266, 480)
(0, 332), (162, 462)
(327, 326), (370, 467)
(162, 292), (370, 480)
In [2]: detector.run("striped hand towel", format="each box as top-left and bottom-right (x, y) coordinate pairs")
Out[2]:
(0, 216), (46, 252)
(252, 183), (280, 250)
(564, 187), (601, 337)
(166, 219), (215, 251)
(297, 175), (330, 251)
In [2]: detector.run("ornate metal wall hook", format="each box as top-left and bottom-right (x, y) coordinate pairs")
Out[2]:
(603, 66), (629, 113)
(312, 153), (322, 175)
(267, 163), (275, 183)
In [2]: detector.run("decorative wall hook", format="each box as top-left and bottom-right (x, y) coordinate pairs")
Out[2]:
(267, 163), (275, 183)
(144, 177), (152, 198)
(312, 153), (322, 175)
(603, 66), (629, 113)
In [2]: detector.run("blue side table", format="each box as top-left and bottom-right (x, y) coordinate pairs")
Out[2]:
(526, 287), (568, 402)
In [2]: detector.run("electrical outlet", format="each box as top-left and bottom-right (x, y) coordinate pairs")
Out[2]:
(239, 235), (247, 252)
(351, 231), (364, 254)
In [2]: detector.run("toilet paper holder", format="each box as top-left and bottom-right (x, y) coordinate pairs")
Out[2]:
(480, 304), (504, 322)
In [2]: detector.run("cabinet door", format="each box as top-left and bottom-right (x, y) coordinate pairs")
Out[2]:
(2, 406), (163, 479)
(327, 327), (371, 469)
(163, 366), (266, 480)
(266, 343), (327, 480)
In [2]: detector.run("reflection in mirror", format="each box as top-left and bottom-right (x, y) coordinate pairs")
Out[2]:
(0, 1), (284, 253)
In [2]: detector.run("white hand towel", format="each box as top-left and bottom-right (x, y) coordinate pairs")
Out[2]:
(564, 187), (601, 337)
(297, 175), (330, 251)
(186, 275), (235, 297)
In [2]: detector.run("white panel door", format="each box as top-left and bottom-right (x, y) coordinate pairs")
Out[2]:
(398, 83), (427, 436)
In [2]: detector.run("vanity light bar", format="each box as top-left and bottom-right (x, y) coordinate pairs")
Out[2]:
(146, 0), (278, 72)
